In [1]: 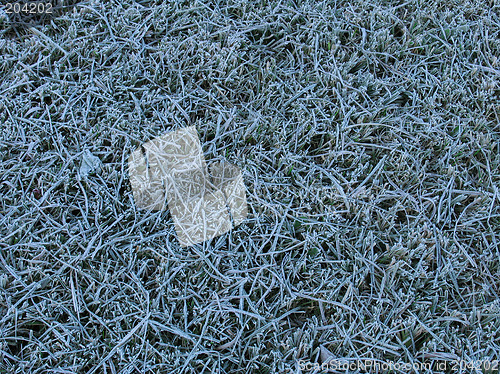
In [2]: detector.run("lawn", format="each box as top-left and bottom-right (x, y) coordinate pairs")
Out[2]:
(0, 0), (499, 373)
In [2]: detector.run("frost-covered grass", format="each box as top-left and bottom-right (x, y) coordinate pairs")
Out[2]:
(0, 0), (499, 373)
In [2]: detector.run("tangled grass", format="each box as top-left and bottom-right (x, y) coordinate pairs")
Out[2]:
(1, 0), (499, 372)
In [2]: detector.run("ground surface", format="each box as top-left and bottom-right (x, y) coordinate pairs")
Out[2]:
(1, 0), (499, 373)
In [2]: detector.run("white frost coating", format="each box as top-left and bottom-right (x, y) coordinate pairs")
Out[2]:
(79, 149), (102, 178)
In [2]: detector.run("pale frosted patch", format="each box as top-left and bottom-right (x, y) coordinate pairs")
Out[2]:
(128, 126), (247, 247)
